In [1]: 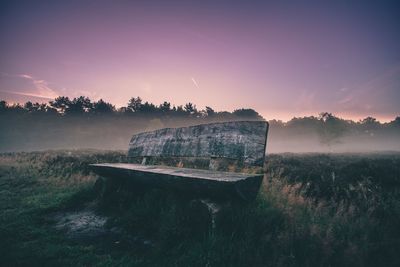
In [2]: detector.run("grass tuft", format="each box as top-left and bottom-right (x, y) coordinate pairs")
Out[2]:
(0, 151), (399, 266)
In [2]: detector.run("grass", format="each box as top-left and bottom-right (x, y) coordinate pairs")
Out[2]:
(0, 151), (399, 266)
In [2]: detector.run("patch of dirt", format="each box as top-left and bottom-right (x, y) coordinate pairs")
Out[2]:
(51, 208), (154, 249)
(54, 210), (108, 240)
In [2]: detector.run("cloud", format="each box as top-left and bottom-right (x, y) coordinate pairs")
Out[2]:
(1, 72), (105, 102)
(338, 95), (353, 104)
(12, 73), (59, 99)
(1, 90), (56, 100)
(337, 64), (400, 112)
(18, 74), (34, 79)
(191, 77), (199, 88)
(31, 79), (59, 99)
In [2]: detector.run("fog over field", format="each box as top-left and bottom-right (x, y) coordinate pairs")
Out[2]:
(1, 98), (399, 153)
(267, 123), (400, 153)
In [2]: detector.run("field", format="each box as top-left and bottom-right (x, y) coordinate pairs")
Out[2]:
(0, 151), (399, 267)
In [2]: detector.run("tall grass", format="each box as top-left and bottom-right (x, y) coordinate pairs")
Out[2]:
(0, 151), (399, 266)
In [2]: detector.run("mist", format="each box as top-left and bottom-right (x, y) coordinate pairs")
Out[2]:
(1, 98), (399, 153)
(268, 126), (400, 153)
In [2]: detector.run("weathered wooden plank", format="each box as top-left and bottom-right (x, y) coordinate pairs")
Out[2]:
(91, 163), (255, 181)
(128, 121), (269, 166)
(90, 163), (264, 201)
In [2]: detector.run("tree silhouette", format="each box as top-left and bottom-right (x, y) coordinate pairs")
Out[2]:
(24, 102), (48, 113)
(184, 102), (196, 114)
(127, 97), (142, 112)
(159, 101), (171, 113)
(1, 96), (399, 141)
(233, 108), (263, 120)
(318, 112), (347, 146)
(50, 96), (71, 114)
(7, 103), (24, 113)
(394, 117), (400, 125)
(205, 106), (215, 117)
(68, 96), (92, 114)
(176, 105), (185, 113)
(24, 101), (33, 112)
(93, 99), (115, 114)
(360, 117), (379, 127)
(0, 100), (7, 112)
(140, 101), (158, 114)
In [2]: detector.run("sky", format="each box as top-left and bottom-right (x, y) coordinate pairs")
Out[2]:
(0, 0), (399, 122)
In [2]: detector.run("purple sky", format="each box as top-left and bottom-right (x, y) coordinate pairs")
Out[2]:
(1, 0), (399, 121)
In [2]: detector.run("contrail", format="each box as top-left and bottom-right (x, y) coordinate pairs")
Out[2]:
(191, 77), (199, 88)
(0, 90), (56, 99)
(12, 73), (59, 99)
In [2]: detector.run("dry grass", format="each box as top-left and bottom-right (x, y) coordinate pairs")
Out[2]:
(0, 151), (399, 266)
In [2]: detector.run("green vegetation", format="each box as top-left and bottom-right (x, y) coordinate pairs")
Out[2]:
(1, 97), (399, 153)
(1, 151), (399, 266)
(0, 97), (264, 152)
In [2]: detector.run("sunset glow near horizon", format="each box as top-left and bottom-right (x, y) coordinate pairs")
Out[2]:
(1, 0), (399, 122)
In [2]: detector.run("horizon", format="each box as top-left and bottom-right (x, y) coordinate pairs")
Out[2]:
(1, 95), (398, 123)
(1, 0), (399, 123)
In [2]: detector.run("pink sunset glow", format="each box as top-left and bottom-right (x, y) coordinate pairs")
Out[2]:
(1, 0), (399, 122)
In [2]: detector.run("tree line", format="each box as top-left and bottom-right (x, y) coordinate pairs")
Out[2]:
(1, 96), (399, 129)
(0, 96), (399, 152)
(0, 96), (262, 120)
